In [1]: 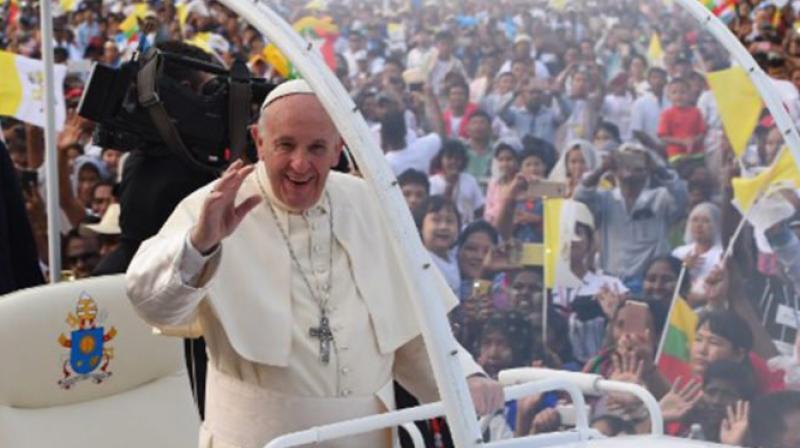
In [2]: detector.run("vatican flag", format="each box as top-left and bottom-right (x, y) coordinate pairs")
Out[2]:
(0, 51), (67, 130)
(543, 198), (583, 289)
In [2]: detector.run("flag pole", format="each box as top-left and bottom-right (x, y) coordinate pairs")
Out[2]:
(654, 263), (687, 363)
(724, 144), (790, 262)
(39, 0), (62, 283)
(542, 195), (548, 352)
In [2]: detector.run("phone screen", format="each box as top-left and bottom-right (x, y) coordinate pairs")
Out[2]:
(618, 301), (649, 335)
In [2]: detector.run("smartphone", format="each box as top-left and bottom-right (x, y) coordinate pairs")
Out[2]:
(618, 301), (649, 335)
(19, 169), (37, 193)
(526, 181), (566, 199)
(615, 151), (648, 171)
(521, 243), (544, 267)
(472, 280), (491, 296)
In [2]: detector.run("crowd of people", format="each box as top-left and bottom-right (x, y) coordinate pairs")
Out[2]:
(3, 0), (800, 446)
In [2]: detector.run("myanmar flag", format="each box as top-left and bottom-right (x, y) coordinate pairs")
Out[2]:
(703, 0), (736, 24)
(259, 16), (339, 80)
(119, 3), (150, 45)
(0, 51), (67, 130)
(657, 297), (698, 383)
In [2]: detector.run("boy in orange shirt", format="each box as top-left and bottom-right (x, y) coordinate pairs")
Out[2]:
(658, 78), (707, 165)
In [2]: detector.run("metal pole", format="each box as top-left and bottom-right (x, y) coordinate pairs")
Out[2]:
(654, 264), (687, 363)
(39, 0), (61, 282)
(220, 1), (482, 446)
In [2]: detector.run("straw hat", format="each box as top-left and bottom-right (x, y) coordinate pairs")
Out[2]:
(80, 203), (121, 236)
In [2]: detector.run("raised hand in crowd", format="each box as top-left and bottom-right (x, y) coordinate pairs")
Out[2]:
(514, 393), (542, 436)
(608, 352), (644, 408)
(659, 377), (703, 422)
(597, 284), (625, 318)
(22, 186), (49, 264)
(189, 160), (262, 254)
(56, 111), (94, 227)
(482, 239), (523, 273)
(719, 400), (749, 446)
(701, 259), (730, 310)
(530, 407), (561, 435)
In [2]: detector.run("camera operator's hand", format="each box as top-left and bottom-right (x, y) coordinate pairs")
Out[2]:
(190, 160), (262, 254)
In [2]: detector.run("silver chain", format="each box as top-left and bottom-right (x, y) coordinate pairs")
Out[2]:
(255, 169), (334, 315)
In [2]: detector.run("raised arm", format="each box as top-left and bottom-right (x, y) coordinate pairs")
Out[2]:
(126, 161), (260, 327)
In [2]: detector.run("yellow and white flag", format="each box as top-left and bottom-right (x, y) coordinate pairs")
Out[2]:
(543, 198), (583, 289)
(0, 51), (67, 130)
(707, 66), (763, 159)
(732, 148), (800, 212)
(59, 0), (82, 13)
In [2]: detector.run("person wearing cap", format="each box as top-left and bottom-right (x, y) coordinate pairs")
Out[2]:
(81, 202), (121, 259)
(575, 143), (688, 294)
(126, 79), (504, 447)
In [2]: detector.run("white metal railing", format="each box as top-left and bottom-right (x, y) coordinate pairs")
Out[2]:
(263, 377), (598, 448)
(499, 368), (664, 436)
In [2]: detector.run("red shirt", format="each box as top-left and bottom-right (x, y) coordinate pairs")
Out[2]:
(657, 106), (706, 162)
(443, 103), (479, 139)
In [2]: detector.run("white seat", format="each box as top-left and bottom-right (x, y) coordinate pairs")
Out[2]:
(0, 275), (200, 447)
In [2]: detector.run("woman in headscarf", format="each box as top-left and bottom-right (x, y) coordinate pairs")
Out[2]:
(671, 202), (724, 308)
(548, 139), (599, 198)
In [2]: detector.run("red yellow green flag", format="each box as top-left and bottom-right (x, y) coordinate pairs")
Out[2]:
(657, 297), (698, 382)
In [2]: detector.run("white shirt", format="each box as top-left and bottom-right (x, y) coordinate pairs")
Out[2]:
(630, 92), (670, 142)
(429, 172), (485, 224)
(601, 93), (634, 141)
(672, 243), (724, 290)
(385, 133), (442, 176)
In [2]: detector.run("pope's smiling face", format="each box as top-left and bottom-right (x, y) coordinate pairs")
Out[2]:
(254, 94), (343, 212)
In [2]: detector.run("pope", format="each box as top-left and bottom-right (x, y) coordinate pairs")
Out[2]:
(126, 80), (504, 448)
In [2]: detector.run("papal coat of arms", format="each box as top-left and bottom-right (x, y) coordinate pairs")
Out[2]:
(57, 292), (117, 389)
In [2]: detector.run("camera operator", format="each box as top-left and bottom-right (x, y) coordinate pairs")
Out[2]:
(92, 41), (220, 275)
(89, 41), (227, 420)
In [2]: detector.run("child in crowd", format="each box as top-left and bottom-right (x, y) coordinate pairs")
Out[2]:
(397, 168), (430, 215)
(417, 195), (462, 294)
(496, 146), (552, 242)
(657, 78), (706, 165)
(429, 140), (485, 224)
(484, 142), (520, 225)
(475, 311), (533, 440)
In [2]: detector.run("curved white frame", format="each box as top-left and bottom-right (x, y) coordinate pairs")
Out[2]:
(673, 0), (800, 162)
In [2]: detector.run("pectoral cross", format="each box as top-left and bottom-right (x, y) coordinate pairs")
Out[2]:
(309, 314), (334, 364)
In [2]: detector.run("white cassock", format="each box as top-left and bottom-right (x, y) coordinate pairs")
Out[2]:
(126, 164), (483, 448)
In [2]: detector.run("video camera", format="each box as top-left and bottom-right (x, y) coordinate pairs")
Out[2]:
(78, 47), (275, 173)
